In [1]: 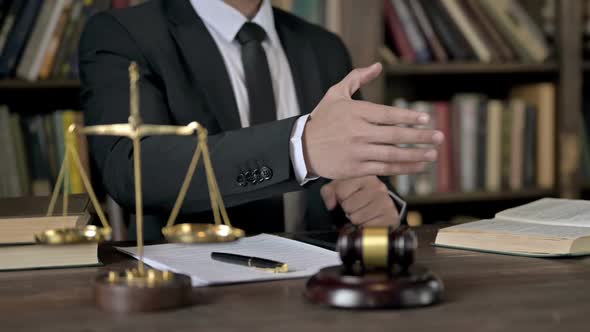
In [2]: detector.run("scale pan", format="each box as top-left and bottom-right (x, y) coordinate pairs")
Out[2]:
(162, 223), (245, 243)
(35, 225), (112, 245)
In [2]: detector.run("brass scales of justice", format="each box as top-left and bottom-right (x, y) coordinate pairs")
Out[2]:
(36, 62), (244, 312)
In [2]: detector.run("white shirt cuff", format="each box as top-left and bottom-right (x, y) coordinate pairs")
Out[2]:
(290, 114), (320, 185)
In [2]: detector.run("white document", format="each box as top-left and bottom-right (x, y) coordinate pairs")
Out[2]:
(116, 234), (340, 287)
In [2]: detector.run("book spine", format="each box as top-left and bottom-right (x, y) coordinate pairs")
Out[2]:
(510, 83), (555, 189)
(39, 0), (73, 80)
(51, 0), (82, 78)
(523, 105), (537, 188)
(3, 110), (21, 197)
(462, 0), (517, 62)
(500, 101), (513, 189)
(434, 102), (452, 192)
(0, 0), (42, 77)
(17, 0), (67, 81)
(407, 0), (448, 62)
(509, 99), (526, 190)
(442, 0), (493, 62)
(0, 1), (25, 54)
(479, 0), (550, 62)
(0, 106), (11, 197)
(11, 113), (30, 195)
(454, 94), (480, 192)
(392, 0), (431, 63)
(23, 116), (51, 196)
(475, 97), (488, 190)
(42, 115), (59, 187)
(485, 100), (503, 192)
(383, 0), (416, 62)
(419, 0), (475, 61)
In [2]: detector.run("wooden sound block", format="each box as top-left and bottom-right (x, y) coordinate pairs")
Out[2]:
(304, 265), (443, 309)
(94, 270), (192, 313)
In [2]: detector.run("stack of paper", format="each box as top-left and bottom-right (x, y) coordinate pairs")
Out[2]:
(117, 234), (340, 287)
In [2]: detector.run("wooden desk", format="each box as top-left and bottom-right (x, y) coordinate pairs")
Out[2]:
(1, 226), (589, 332)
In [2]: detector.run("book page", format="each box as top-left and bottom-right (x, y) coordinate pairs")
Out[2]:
(495, 198), (590, 227)
(444, 218), (590, 239)
(117, 234), (339, 287)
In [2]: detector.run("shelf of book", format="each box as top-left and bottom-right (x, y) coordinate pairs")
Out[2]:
(0, 80), (80, 90)
(386, 62), (559, 76)
(405, 189), (556, 206)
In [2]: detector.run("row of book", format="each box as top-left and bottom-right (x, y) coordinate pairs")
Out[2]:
(383, 0), (551, 64)
(0, 106), (90, 198)
(0, 0), (146, 80)
(392, 83), (556, 196)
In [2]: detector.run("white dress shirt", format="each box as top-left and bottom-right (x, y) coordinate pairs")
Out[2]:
(190, 0), (315, 230)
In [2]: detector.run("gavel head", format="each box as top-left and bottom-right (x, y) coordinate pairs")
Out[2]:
(336, 225), (417, 275)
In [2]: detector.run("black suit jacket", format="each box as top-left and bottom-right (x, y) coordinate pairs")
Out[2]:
(79, 0), (368, 237)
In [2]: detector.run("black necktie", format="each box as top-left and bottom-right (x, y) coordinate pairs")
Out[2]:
(236, 22), (276, 125)
(235, 22), (283, 230)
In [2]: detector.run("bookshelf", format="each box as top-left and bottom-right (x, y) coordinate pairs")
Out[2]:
(337, 0), (584, 223)
(0, 0), (586, 227)
(0, 79), (80, 90)
(385, 62), (559, 75)
(406, 189), (556, 206)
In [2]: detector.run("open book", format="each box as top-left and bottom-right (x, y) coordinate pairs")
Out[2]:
(434, 198), (590, 257)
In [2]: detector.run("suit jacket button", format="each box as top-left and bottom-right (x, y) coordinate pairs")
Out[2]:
(245, 170), (256, 185)
(237, 173), (247, 187)
(250, 169), (261, 184)
(260, 166), (273, 180)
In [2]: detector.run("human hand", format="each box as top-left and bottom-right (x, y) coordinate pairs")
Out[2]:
(302, 62), (444, 179)
(321, 176), (399, 227)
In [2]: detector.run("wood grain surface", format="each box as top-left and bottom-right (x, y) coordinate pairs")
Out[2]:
(1, 226), (589, 332)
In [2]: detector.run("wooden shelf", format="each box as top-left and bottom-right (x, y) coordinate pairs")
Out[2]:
(386, 62), (559, 76)
(406, 189), (556, 206)
(0, 79), (80, 89)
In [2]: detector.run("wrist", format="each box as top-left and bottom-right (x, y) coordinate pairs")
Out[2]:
(302, 115), (317, 177)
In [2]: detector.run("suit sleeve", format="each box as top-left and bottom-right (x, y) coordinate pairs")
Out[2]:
(79, 13), (302, 216)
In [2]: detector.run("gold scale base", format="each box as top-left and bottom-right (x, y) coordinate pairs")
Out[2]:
(94, 224), (244, 313)
(95, 269), (192, 313)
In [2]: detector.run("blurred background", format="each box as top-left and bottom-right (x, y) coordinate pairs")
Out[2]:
(0, 0), (586, 236)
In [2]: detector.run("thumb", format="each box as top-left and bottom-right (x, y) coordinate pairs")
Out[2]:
(335, 62), (382, 98)
(320, 182), (338, 211)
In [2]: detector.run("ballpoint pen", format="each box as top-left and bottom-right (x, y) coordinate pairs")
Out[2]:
(211, 252), (289, 273)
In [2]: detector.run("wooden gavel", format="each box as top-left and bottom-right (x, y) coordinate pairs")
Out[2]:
(337, 225), (417, 275)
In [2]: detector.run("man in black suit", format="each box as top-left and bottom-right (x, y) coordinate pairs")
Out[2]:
(79, 0), (443, 238)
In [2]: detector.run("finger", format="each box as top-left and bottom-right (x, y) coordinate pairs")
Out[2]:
(362, 145), (438, 163)
(335, 63), (382, 98)
(331, 177), (368, 202)
(359, 161), (428, 176)
(357, 102), (431, 126)
(340, 187), (383, 215)
(368, 125), (444, 145)
(320, 183), (338, 210)
(348, 196), (394, 225)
